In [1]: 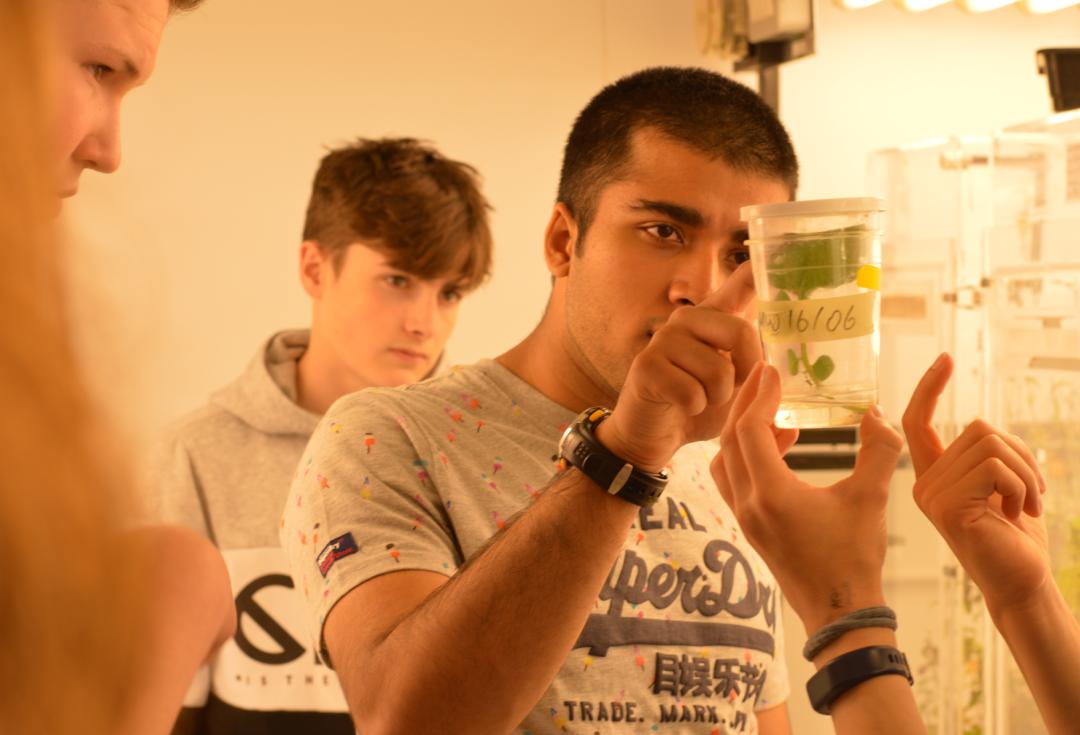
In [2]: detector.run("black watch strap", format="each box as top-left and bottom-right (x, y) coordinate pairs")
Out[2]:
(558, 407), (669, 507)
(806, 645), (913, 715)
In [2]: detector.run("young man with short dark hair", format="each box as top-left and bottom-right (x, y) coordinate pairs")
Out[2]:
(148, 137), (492, 733)
(283, 68), (799, 733)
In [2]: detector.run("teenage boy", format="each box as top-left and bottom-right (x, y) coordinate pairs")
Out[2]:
(284, 68), (802, 733)
(147, 137), (493, 734)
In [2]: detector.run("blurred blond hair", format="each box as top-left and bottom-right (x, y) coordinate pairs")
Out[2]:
(0, 1), (145, 733)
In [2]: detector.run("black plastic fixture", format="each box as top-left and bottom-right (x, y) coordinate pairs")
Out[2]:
(1037, 48), (1080, 113)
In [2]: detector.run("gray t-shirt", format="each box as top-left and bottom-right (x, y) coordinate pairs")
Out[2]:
(282, 360), (788, 734)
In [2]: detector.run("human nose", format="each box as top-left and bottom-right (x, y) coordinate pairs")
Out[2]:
(667, 250), (723, 307)
(403, 288), (440, 338)
(75, 98), (122, 174)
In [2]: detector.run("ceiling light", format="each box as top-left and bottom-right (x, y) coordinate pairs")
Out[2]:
(1023, 0), (1080, 12)
(960, 0), (1019, 10)
(897, 0), (952, 11)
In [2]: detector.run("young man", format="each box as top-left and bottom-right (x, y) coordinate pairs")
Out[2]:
(147, 138), (493, 734)
(283, 68), (800, 733)
(54, 0), (199, 198)
(37, 1), (238, 733)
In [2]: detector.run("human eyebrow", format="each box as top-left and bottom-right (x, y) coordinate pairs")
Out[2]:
(629, 199), (705, 228)
(88, 44), (144, 82)
(122, 56), (142, 80)
(113, 51), (146, 84)
(731, 227), (750, 244)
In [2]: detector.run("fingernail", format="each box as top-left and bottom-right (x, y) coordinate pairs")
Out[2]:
(931, 353), (948, 371)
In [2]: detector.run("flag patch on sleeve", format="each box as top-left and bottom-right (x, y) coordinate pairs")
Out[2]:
(317, 533), (359, 577)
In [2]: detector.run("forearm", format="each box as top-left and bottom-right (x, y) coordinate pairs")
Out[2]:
(116, 526), (235, 735)
(811, 628), (926, 735)
(356, 469), (637, 734)
(991, 580), (1080, 735)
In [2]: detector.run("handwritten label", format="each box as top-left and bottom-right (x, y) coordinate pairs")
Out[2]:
(757, 291), (877, 345)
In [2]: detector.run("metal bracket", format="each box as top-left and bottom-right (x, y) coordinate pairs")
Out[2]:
(942, 285), (983, 309)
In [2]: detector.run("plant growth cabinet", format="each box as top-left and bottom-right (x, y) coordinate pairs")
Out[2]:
(868, 110), (1080, 735)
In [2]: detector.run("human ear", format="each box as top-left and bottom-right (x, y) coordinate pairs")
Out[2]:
(298, 240), (327, 299)
(543, 202), (578, 279)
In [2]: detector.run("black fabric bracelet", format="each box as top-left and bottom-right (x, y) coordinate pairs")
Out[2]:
(806, 645), (913, 715)
(802, 606), (897, 661)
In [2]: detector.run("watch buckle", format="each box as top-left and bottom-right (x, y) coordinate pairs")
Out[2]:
(608, 462), (633, 495)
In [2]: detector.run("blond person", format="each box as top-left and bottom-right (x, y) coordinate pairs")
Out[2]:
(903, 354), (1080, 734)
(0, 1), (233, 734)
(712, 364), (921, 733)
(713, 353), (1077, 734)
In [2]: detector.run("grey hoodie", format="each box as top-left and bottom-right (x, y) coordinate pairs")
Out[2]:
(146, 330), (354, 734)
(148, 330), (319, 547)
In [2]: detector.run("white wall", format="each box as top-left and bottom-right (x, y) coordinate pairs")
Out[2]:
(63, 2), (1077, 731)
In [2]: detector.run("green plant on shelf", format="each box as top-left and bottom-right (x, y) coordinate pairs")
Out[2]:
(767, 226), (866, 387)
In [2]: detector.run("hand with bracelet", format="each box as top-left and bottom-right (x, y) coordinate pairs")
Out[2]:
(710, 361), (927, 733)
(903, 353), (1080, 735)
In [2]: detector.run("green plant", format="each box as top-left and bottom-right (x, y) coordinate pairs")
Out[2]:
(768, 226), (866, 387)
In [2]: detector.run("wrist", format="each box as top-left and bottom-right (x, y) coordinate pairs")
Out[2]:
(800, 586), (887, 638)
(990, 575), (1070, 638)
(594, 418), (667, 474)
(806, 641), (913, 717)
(811, 627), (899, 670)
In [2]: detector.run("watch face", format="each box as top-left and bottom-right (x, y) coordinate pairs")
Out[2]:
(557, 421), (576, 458)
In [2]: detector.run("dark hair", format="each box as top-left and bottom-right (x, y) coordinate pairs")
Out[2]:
(557, 66), (798, 237)
(302, 138), (493, 291)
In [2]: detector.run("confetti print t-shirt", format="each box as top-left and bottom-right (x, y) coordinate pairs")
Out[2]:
(282, 359), (789, 734)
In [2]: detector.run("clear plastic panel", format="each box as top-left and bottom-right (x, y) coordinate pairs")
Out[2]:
(868, 137), (997, 735)
(984, 214), (1080, 734)
(987, 115), (1080, 735)
(865, 118), (1080, 735)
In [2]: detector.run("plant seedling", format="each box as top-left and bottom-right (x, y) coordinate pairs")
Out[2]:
(768, 226), (866, 387)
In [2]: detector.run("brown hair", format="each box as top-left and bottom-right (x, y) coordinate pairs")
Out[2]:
(0, 1), (144, 733)
(302, 138), (493, 290)
(558, 66), (799, 240)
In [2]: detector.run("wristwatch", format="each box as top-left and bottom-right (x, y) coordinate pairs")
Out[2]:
(806, 645), (913, 715)
(557, 407), (669, 507)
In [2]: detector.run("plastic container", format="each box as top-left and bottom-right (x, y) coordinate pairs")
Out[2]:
(741, 197), (885, 429)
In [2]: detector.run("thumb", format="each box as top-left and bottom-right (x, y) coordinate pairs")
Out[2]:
(737, 365), (794, 488)
(701, 261), (757, 315)
(850, 406), (904, 489)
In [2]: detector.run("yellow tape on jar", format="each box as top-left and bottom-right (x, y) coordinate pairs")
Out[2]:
(757, 290), (878, 345)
